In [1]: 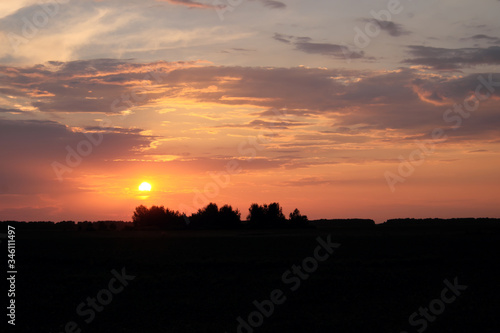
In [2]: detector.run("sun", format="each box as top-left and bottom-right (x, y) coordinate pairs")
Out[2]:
(138, 182), (152, 192)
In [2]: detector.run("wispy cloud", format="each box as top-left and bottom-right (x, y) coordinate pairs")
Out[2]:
(156, 0), (219, 9)
(460, 34), (500, 44)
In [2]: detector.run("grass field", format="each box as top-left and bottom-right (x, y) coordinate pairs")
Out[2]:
(9, 225), (500, 332)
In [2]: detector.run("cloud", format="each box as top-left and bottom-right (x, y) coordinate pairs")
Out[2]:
(0, 2), (143, 65)
(273, 33), (365, 59)
(0, 107), (23, 113)
(460, 34), (500, 44)
(2, 59), (500, 146)
(0, 59), (201, 113)
(273, 33), (293, 44)
(156, 0), (219, 9)
(83, 126), (145, 134)
(281, 176), (384, 187)
(0, 118), (155, 194)
(231, 48), (255, 52)
(220, 48), (256, 54)
(158, 0), (286, 10)
(0, 0), (42, 20)
(364, 19), (411, 37)
(295, 41), (363, 59)
(258, 0), (286, 9)
(404, 45), (500, 70)
(217, 119), (310, 130)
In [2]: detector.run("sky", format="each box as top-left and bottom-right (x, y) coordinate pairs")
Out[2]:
(0, 0), (499, 223)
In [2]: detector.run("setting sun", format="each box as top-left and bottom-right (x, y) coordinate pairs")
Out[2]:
(139, 182), (152, 192)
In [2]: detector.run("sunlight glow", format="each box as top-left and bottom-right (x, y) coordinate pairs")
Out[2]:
(138, 182), (152, 191)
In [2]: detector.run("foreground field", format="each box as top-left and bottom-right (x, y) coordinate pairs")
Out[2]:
(10, 225), (500, 332)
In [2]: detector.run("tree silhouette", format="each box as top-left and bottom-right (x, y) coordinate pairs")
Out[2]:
(267, 202), (286, 226)
(132, 205), (185, 230)
(132, 205), (149, 227)
(289, 208), (308, 227)
(247, 203), (267, 227)
(189, 203), (241, 229)
(132, 202), (310, 230)
(219, 204), (241, 229)
(96, 221), (108, 231)
(247, 202), (286, 228)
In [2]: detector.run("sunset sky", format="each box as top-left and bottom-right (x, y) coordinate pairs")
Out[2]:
(1, 0), (499, 222)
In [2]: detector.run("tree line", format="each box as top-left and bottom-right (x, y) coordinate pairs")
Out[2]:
(4, 217), (499, 232)
(132, 202), (309, 230)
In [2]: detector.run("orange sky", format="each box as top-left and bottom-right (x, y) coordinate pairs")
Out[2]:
(0, 0), (499, 222)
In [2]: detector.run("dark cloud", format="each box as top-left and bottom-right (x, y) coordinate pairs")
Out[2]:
(365, 19), (411, 37)
(273, 33), (365, 59)
(231, 48), (255, 52)
(259, 0), (286, 9)
(273, 33), (293, 44)
(2, 59), (500, 145)
(404, 45), (500, 70)
(295, 41), (364, 59)
(0, 59), (198, 113)
(0, 118), (154, 194)
(0, 118), (154, 163)
(411, 72), (500, 101)
(460, 34), (500, 44)
(0, 108), (23, 113)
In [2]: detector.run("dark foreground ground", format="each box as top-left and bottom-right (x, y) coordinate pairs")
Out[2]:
(3, 224), (500, 332)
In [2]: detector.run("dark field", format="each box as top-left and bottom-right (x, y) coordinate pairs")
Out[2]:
(7, 225), (500, 332)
